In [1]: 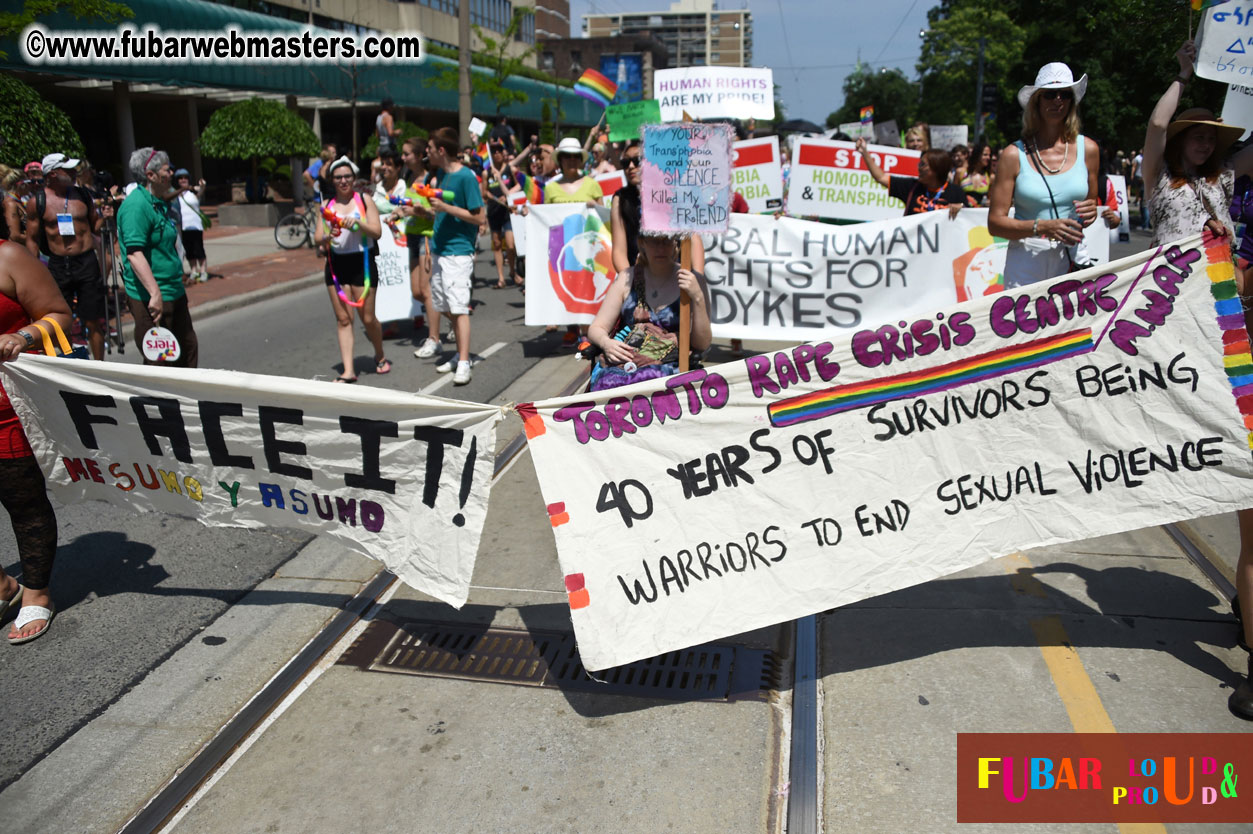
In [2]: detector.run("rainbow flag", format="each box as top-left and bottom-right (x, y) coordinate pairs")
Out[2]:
(574, 68), (618, 109)
(522, 174), (543, 204)
(859, 106), (874, 125)
(1192, 0), (1230, 10)
(767, 329), (1094, 428)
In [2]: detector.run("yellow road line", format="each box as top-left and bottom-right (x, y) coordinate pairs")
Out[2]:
(1003, 553), (1169, 834)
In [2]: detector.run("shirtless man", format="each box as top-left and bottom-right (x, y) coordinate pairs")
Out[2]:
(25, 153), (107, 359)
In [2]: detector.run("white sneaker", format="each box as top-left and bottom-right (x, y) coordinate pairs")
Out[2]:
(414, 338), (441, 359)
(435, 358), (455, 373)
(452, 361), (472, 385)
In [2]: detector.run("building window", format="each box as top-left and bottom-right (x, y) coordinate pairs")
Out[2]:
(541, 51), (554, 70)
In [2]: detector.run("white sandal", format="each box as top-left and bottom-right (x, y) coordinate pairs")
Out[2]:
(8, 604), (54, 645)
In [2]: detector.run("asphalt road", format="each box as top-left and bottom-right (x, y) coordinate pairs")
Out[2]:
(0, 261), (567, 792)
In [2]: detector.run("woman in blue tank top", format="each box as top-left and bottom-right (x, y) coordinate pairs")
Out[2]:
(988, 63), (1099, 288)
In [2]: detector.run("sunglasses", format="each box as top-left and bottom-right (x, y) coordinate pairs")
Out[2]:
(1040, 89), (1074, 101)
(622, 157), (641, 169)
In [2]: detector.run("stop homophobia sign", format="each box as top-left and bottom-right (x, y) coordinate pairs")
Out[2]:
(520, 233), (1253, 670)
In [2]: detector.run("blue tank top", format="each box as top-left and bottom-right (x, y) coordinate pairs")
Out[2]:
(1013, 136), (1088, 221)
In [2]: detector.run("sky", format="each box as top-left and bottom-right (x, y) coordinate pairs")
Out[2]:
(566, 0), (937, 123)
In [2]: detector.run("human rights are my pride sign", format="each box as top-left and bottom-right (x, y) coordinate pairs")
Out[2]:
(521, 233), (1253, 670)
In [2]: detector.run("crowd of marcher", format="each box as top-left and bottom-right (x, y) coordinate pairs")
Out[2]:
(0, 43), (1251, 725)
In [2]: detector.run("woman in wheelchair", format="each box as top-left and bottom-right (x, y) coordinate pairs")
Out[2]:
(587, 234), (711, 392)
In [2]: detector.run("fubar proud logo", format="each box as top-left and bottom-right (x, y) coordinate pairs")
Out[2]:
(957, 733), (1249, 823)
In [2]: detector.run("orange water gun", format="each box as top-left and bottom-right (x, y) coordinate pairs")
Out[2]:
(411, 185), (456, 202)
(319, 199), (359, 233)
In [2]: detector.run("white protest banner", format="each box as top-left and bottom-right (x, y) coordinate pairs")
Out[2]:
(374, 218), (421, 323)
(875, 119), (901, 148)
(704, 210), (1007, 341)
(929, 124), (969, 151)
(640, 122), (734, 234)
(468, 116), (488, 138)
(733, 136), (784, 213)
(523, 204), (617, 326)
(1081, 211), (1111, 266)
(521, 232), (1253, 670)
(510, 207), (527, 257)
(787, 138), (920, 221)
(1109, 174), (1131, 243)
(837, 122), (875, 142)
(1198, 2), (1253, 82)
(1222, 82), (1253, 137)
(0, 358), (504, 606)
(653, 66), (774, 122)
(595, 169), (627, 207)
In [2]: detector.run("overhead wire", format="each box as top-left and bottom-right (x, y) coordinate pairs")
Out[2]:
(873, 0), (921, 64)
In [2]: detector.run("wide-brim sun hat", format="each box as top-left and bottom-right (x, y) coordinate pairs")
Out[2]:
(554, 137), (586, 161)
(1166, 108), (1244, 153)
(1018, 62), (1088, 109)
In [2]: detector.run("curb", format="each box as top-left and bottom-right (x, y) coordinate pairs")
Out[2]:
(121, 273), (322, 347)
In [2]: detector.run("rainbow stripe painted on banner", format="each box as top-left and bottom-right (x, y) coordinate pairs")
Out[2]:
(574, 68), (618, 108)
(768, 329), (1094, 428)
(1202, 230), (1253, 451)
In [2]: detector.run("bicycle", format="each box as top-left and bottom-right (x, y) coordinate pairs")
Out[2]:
(274, 196), (318, 250)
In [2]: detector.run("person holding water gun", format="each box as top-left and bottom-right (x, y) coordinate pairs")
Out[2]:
(314, 156), (389, 383)
(395, 139), (442, 359)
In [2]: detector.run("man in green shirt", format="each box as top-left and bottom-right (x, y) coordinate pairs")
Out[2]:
(117, 147), (199, 367)
(426, 126), (485, 386)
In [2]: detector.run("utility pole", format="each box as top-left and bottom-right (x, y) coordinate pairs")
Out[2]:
(974, 36), (986, 141)
(459, 0), (472, 143)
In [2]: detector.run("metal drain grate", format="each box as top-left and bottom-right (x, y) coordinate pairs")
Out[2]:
(338, 619), (779, 702)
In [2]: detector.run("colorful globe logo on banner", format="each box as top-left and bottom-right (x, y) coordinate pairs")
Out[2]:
(547, 211), (616, 315)
(951, 227), (1007, 302)
(141, 326), (181, 363)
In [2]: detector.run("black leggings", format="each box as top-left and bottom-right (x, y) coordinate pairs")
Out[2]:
(0, 456), (57, 591)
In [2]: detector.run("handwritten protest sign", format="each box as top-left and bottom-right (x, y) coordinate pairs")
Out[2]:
(640, 122), (734, 234)
(1198, 1), (1253, 82)
(1222, 82), (1253, 137)
(788, 138), (920, 221)
(929, 124), (969, 152)
(837, 122), (875, 142)
(1108, 174), (1131, 243)
(875, 119), (901, 148)
(732, 136), (784, 213)
(1, 358), (503, 606)
(524, 204), (617, 326)
(653, 67), (774, 122)
(374, 213), (421, 323)
(521, 232), (1253, 669)
(606, 99), (662, 142)
(468, 116), (488, 138)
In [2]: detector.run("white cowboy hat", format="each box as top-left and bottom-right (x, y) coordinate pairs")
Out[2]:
(554, 137), (586, 160)
(1017, 63), (1088, 109)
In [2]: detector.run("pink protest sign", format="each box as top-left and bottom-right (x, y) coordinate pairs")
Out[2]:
(640, 122), (734, 234)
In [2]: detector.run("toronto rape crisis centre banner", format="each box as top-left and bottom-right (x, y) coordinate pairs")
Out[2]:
(0, 359), (503, 606)
(521, 232), (1253, 670)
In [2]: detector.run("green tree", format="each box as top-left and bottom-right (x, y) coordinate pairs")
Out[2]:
(827, 67), (920, 130)
(0, 74), (84, 168)
(918, 0), (1220, 151)
(425, 10), (538, 116)
(539, 101), (556, 146)
(916, 0), (1026, 145)
(198, 98), (319, 202)
(0, 0), (131, 60)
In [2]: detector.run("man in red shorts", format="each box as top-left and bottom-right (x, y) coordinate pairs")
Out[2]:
(25, 153), (107, 360)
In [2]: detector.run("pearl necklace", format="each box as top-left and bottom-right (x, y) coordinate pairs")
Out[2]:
(1032, 140), (1069, 175)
